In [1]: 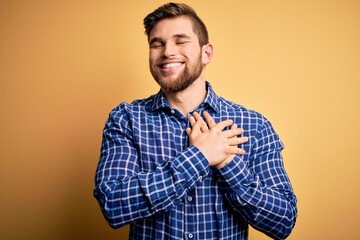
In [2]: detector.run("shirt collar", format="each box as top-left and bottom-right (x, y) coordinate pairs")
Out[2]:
(203, 81), (220, 113)
(150, 81), (220, 113)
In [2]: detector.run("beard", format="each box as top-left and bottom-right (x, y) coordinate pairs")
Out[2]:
(150, 54), (203, 93)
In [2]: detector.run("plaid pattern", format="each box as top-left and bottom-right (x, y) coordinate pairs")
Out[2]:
(94, 82), (297, 240)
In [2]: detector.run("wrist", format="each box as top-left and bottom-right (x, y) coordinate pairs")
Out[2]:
(216, 155), (235, 169)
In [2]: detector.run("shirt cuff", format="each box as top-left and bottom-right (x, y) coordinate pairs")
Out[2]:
(217, 155), (251, 185)
(172, 145), (210, 189)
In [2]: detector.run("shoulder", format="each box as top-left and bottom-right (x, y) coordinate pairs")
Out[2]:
(110, 95), (156, 118)
(104, 94), (157, 130)
(218, 97), (266, 124)
(217, 97), (280, 139)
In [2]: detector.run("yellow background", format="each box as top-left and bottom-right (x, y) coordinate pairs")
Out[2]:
(1, 0), (359, 239)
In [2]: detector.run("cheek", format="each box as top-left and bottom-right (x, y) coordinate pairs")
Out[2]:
(182, 49), (197, 62)
(149, 56), (157, 68)
(149, 50), (158, 64)
(186, 46), (201, 61)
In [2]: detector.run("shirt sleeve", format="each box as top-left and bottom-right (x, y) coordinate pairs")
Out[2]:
(93, 106), (210, 229)
(216, 116), (297, 240)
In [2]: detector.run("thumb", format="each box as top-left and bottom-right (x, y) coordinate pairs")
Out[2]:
(186, 127), (192, 136)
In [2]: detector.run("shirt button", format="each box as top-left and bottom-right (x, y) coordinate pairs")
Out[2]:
(170, 109), (175, 114)
(198, 176), (203, 181)
(188, 233), (194, 238)
(187, 196), (193, 202)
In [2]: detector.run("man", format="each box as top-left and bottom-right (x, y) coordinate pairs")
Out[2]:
(94, 2), (297, 240)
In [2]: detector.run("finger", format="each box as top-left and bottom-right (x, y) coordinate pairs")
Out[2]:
(192, 112), (206, 124)
(213, 119), (233, 131)
(201, 124), (209, 133)
(193, 112), (209, 132)
(227, 146), (246, 155)
(225, 128), (244, 138)
(189, 115), (196, 127)
(190, 115), (204, 135)
(203, 111), (216, 128)
(226, 124), (238, 137)
(186, 127), (192, 136)
(192, 111), (203, 121)
(228, 136), (249, 146)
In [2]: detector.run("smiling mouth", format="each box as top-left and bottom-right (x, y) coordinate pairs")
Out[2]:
(160, 62), (183, 69)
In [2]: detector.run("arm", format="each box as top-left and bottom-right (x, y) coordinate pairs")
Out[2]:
(216, 117), (297, 239)
(93, 107), (210, 229)
(187, 112), (297, 239)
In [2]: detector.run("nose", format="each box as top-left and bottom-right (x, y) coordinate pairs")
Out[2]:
(163, 42), (177, 57)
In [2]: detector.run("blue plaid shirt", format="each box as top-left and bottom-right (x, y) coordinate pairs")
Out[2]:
(94, 82), (297, 240)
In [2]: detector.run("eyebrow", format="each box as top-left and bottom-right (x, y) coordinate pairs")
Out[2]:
(149, 33), (191, 45)
(149, 37), (162, 45)
(173, 33), (191, 40)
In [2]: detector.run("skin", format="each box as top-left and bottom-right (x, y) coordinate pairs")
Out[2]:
(148, 16), (248, 168)
(187, 111), (248, 168)
(148, 16), (210, 116)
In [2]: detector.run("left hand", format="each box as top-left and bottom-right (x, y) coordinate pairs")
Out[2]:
(186, 111), (248, 168)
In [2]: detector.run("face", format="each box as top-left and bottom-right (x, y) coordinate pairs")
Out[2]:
(148, 17), (208, 93)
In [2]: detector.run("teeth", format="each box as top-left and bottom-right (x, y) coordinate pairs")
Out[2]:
(163, 62), (182, 69)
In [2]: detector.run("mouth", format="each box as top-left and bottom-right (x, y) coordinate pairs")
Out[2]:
(160, 62), (184, 69)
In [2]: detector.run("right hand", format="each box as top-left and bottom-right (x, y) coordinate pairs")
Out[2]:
(186, 112), (248, 167)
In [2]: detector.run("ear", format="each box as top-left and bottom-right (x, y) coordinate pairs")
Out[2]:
(201, 43), (213, 65)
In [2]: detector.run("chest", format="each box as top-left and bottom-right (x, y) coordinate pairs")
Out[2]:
(131, 111), (190, 170)
(130, 109), (253, 171)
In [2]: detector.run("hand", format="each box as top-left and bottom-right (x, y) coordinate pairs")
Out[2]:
(215, 123), (241, 169)
(186, 111), (248, 167)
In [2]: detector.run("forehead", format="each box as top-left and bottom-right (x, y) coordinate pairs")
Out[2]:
(149, 16), (197, 41)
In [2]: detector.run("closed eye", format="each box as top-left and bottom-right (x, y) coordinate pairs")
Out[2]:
(174, 34), (191, 45)
(176, 40), (191, 45)
(150, 43), (164, 48)
(149, 37), (164, 48)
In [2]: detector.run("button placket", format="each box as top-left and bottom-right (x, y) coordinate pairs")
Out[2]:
(185, 190), (196, 240)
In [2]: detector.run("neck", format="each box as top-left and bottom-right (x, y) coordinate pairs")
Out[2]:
(163, 79), (207, 117)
